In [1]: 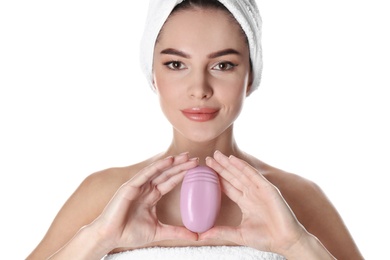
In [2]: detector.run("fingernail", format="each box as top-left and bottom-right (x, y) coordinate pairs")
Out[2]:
(189, 157), (199, 162)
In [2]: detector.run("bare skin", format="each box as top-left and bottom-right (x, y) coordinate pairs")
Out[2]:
(27, 7), (363, 260)
(26, 148), (362, 259)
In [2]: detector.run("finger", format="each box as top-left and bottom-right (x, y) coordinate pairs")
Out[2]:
(156, 223), (198, 242)
(228, 155), (271, 188)
(219, 177), (243, 204)
(206, 156), (243, 203)
(130, 151), (193, 187)
(199, 226), (242, 246)
(209, 151), (247, 191)
(172, 152), (190, 165)
(129, 156), (175, 187)
(214, 151), (268, 190)
(156, 159), (198, 195)
(151, 156), (198, 187)
(139, 152), (195, 187)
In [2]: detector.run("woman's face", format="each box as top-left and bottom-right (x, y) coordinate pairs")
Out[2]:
(153, 8), (252, 142)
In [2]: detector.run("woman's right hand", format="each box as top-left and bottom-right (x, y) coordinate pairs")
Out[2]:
(95, 153), (199, 250)
(50, 153), (199, 259)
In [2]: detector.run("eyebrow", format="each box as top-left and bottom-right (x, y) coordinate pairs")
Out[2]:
(160, 48), (190, 58)
(160, 48), (241, 59)
(208, 48), (241, 58)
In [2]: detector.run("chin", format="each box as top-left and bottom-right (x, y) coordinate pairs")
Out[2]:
(184, 130), (225, 144)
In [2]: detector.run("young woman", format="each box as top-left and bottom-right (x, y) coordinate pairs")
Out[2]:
(27, 0), (363, 259)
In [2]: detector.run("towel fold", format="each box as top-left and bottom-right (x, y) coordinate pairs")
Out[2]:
(140, 0), (262, 94)
(104, 246), (285, 260)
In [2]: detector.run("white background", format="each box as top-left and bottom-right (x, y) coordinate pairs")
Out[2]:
(1, 0), (389, 259)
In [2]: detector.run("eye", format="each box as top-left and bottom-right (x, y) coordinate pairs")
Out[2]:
(212, 62), (237, 71)
(164, 61), (187, 70)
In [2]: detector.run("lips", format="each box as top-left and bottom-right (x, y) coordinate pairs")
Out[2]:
(181, 107), (219, 122)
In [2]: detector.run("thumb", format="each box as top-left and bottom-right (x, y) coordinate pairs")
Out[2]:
(199, 226), (242, 245)
(156, 224), (198, 242)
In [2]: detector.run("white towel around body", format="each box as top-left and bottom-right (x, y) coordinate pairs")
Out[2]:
(104, 246), (285, 260)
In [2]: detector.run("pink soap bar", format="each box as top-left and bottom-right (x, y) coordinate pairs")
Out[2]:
(180, 166), (221, 233)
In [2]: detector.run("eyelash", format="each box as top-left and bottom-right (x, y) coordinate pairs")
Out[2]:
(164, 61), (186, 70)
(163, 61), (238, 71)
(213, 62), (237, 71)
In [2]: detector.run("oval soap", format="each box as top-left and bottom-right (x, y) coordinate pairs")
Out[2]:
(180, 166), (221, 233)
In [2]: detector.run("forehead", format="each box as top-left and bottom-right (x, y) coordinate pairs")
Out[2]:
(156, 8), (248, 53)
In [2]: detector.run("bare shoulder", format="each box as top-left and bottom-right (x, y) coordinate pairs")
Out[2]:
(67, 155), (160, 218)
(246, 154), (363, 259)
(27, 155), (160, 259)
(247, 156), (326, 227)
(78, 160), (152, 204)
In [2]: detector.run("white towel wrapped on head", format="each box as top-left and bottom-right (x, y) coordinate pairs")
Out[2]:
(104, 246), (285, 259)
(139, 0), (263, 95)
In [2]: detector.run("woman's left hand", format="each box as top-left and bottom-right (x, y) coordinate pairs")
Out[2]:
(199, 150), (307, 255)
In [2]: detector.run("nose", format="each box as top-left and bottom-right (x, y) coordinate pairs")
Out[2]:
(187, 69), (213, 100)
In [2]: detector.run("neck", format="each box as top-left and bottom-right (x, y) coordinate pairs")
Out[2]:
(164, 126), (242, 165)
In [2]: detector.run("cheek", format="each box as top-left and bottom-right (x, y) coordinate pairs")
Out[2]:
(216, 76), (248, 113)
(153, 66), (181, 93)
(154, 71), (172, 96)
(155, 83), (181, 104)
(153, 73), (182, 114)
(217, 75), (249, 99)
